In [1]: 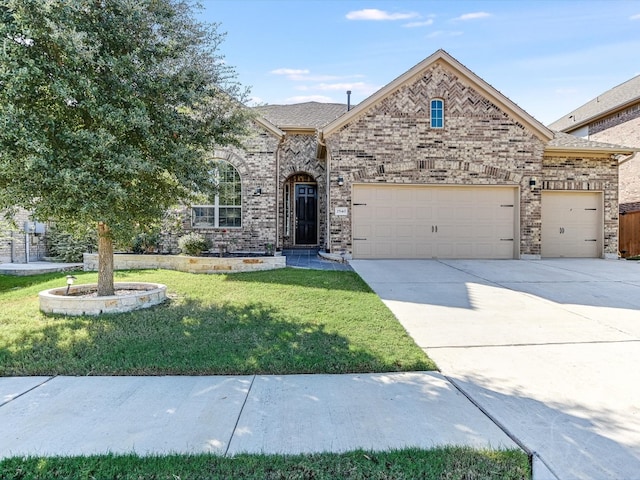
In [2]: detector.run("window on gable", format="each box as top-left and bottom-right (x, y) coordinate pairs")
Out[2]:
(192, 160), (242, 228)
(431, 99), (444, 128)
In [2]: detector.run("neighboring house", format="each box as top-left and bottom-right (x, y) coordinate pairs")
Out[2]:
(0, 208), (47, 264)
(549, 75), (640, 256)
(1, 49), (634, 263)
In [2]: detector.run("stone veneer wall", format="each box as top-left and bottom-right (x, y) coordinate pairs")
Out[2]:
(277, 133), (326, 248)
(177, 123), (281, 252)
(325, 60), (545, 257)
(541, 155), (619, 256)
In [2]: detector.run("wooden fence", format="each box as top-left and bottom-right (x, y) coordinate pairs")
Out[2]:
(619, 211), (640, 257)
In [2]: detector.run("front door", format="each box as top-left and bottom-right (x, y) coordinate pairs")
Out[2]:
(295, 183), (317, 245)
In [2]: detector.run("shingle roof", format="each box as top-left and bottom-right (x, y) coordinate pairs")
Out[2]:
(254, 102), (348, 129)
(546, 131), (636, 153)
(548, 75), (640, 132)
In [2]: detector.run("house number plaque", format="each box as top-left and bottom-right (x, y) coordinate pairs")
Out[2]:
(335, 207), (348, 216)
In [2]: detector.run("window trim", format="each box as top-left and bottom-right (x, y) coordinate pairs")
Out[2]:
(430, 98), (444, 129)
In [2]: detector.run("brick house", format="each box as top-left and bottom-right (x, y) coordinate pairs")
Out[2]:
(2, 49), (634, 263)
(188, 49), (633, 260)
(549, 74), (640, 256)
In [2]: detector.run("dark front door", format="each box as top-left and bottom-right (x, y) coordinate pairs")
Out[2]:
(295, 183), (317, 245)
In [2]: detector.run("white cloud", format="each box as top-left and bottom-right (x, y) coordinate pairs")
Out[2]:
(403, 19), (434, 28)
(346, 9), (419, 21)
(271, 68), (310, 76)
(631, 13), (640, 20)
(454, 12), (492, 21)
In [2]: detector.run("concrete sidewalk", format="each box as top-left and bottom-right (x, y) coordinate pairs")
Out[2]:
(0, 373), (518, 459)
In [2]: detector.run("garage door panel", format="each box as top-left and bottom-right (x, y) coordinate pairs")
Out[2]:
(396, 207), (414, 220)
(352, 185), (517, 259)
(396, 224), (414, 238)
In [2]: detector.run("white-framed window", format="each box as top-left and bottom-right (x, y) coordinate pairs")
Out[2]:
(192, 161), (242, 228)
(430, 98), (444, 128)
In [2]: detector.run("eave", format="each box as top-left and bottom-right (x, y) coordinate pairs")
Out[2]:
(253, 116), (285, 139)
(562, 98), (640, 134)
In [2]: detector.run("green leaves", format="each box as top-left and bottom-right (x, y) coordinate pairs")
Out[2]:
(0, 0), (250, 244)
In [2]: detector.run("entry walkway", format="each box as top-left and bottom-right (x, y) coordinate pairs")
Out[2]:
(283, 248), (352, 271)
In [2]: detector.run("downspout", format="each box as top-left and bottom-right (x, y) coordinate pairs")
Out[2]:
(25, 229), (29, 264)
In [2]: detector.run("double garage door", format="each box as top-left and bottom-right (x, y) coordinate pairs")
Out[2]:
(352, 185), (518, 259)
(351, 185), (603, 259)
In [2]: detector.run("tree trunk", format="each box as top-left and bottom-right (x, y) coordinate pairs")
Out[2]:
(97, 221), (115, 296)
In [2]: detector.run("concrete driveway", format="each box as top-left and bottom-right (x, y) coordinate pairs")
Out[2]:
(350, 258), (640, 480)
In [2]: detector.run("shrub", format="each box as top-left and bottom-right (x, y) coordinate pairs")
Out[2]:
(45, 224), (97, 262)
(129, 231), (161, 254)
(178, 232), (210, 256)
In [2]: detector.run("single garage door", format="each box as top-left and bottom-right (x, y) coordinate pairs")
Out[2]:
(541, 191), (602, 258)
(352, 185), (518, 259)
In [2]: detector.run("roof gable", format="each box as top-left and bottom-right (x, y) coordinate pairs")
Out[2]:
(548, 75), (640, 132)
(321, 49), (553, 142)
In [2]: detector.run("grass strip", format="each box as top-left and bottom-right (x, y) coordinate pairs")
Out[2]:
(0, 447), (530, 479)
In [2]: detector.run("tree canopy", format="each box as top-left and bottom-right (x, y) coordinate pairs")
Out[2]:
(0, 0), (251, 294)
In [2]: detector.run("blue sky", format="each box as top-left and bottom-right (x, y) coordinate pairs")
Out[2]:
(198, 0), (640, 125)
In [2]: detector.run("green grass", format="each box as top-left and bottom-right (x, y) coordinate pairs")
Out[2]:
(0, 269), (531, 479)
(0, 268), (435, 375)
(0, 448), (531, 479)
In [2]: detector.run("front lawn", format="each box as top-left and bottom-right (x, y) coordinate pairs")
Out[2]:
(0, 268), (435, 375)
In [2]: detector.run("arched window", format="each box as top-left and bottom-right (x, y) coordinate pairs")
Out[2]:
(430, 99), (444, 128)
(192, 160), (242, 228)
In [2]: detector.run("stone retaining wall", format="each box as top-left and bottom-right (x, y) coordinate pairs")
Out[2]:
(83, 253), (286, 273)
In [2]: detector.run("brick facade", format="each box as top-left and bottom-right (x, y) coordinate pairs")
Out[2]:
(180, 124), (281, 252)
(324, 61), (546, 256)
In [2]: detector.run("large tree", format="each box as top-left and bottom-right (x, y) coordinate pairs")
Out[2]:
(0, 0), (250, 295)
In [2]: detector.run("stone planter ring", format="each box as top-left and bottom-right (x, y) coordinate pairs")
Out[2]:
(39, 282), (167, 316)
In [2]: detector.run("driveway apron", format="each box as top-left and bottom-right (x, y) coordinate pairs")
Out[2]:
(350, 258), (640, 480)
